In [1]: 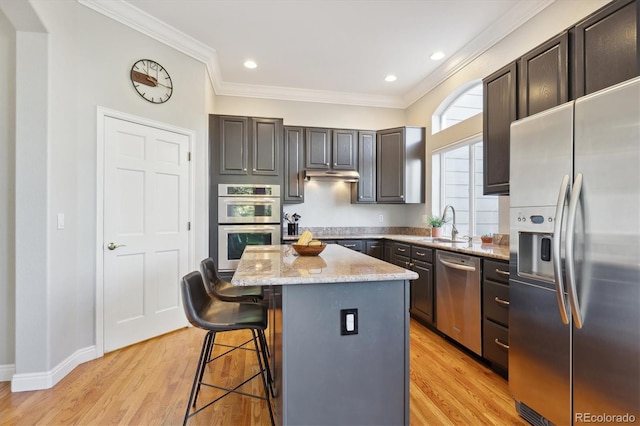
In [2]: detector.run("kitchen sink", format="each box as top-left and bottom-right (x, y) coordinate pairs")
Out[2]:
(426, 237), (470, 244)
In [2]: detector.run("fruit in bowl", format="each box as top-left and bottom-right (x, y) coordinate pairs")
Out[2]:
(291, 231), (327, 256)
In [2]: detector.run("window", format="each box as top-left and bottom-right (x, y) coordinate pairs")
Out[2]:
(432, 136), (498, 237)
(432, 81), (483, 134)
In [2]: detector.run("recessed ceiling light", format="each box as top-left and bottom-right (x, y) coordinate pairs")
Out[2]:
(430, 51), (445, 61)
(244, 60), (257, 69)
(385, 74), (397, 82)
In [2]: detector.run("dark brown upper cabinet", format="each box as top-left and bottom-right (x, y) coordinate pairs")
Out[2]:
(217, 115), (249, 176)
(574, 0), (639, 97)
(376, 126), (425, 204)
(483, 62), (517, 196)
(305, 127), (332, 169)
(284, 126), (305, 204)
(518, 32), (569, 119)
(305, 127), (357, 171)
(251, 118), (282, 176)
(213, 115), (282, 178)
(332, 129), (358, 170)
(351, 131), (376, 204)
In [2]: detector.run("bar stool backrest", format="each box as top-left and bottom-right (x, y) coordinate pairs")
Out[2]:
(180, 271), (212, 329)
(200, 257), (232, 299)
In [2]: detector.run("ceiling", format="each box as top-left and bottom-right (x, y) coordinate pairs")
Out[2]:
(80, 0), (554, 108)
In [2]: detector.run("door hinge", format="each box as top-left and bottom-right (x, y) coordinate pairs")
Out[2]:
(188, 152), (192, 161)
(187, 221), (191, 231)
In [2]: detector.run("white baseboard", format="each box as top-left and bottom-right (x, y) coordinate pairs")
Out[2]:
(11, 345), (97, 392)
(0, 364), (16, 382)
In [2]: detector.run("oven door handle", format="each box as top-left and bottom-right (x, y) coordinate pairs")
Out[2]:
(222, 198), (279, 205)
(220, 225), (279, 231)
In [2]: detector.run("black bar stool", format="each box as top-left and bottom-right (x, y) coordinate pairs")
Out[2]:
(200, 257), (264, 302)
(180, 271), (275, 426)
(200, 257), (273, 363)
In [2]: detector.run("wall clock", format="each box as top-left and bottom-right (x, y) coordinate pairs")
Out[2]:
(130, 59), (173, 104)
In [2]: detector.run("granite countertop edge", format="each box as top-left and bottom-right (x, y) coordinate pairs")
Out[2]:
(283, 233), (509, 261)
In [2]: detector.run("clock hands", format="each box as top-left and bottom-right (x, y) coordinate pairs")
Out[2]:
(131, 70), (157, 87)
(131, 70), (171, 89)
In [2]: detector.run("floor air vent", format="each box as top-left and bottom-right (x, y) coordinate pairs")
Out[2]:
(515, 401), (554, 426)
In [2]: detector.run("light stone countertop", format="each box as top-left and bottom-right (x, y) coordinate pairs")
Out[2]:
(231, 243), (419, 286)
(283, 233), (510, 261)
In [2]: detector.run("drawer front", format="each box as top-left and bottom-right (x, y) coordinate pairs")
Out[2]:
(394, 254), (411, 269)
(484, 259), (510, 284)
(393, 243), (411, 258)
(483, 280), (509, 326)
(411, 245), (433, 263)
(483, 319), (509, 371)
(365, 240), (384, 259)
(337, 239), (364, 252)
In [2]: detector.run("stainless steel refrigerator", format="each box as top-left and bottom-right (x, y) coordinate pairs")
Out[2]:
(509, 76), (640, 426)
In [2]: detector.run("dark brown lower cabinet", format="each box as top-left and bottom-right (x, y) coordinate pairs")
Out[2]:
(388, 242), (434, 327)
(482, 258), (510, 377)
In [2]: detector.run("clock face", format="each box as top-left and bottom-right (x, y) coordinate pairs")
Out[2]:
(130, 59), (173, 104)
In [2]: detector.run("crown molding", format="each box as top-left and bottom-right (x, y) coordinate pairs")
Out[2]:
(402, 0), (555, 107)
(77, 0), (216, 63)
(214, 80), (405, 108)
(78, 0), (554, 110)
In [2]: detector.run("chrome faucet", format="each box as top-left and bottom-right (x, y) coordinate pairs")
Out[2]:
(441, 205), (458, 241)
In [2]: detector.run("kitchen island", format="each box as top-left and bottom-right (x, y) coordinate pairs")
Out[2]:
(232, 244), (418, 426)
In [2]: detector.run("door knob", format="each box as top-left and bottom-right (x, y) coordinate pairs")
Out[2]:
(107, 242), (126, 250)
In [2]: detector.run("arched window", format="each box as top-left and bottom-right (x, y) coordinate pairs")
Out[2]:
(430, 80), (498, 238)
(432, 81), (483, 134)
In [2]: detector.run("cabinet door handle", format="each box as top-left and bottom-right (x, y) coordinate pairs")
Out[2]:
(397, 248), (406, 252)
(494, 338), (509, 350)
(415, 251), (425, 257)
(495, 269), (509, 277)
(343, 244), (356, 248)
(494, 297), (510, 306)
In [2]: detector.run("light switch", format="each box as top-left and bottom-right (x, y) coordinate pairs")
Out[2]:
(346, 314), (355, 331)
(340, 308), (358, 335)
(57, 213), (65, 230)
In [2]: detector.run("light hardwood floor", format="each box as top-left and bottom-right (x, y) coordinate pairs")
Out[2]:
(0, 319), (527, 425)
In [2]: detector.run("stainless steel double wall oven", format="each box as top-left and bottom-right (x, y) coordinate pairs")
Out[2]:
(217, 183), (281, 272)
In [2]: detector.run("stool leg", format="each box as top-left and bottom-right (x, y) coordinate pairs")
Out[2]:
(252, 329), (275, 426)
(193, 331), (215, 408)
(258, 330), (278, 398)
(184, 330), (214, 426)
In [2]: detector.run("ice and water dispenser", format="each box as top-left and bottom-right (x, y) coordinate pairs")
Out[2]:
(511, 206), (559, 283)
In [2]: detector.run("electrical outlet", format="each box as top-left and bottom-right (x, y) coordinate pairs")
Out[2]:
(378, 214), (384, 223)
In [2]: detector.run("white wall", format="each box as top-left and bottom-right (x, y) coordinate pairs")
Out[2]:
(0, 8), (16, 375)
(3, 0), (214, 386)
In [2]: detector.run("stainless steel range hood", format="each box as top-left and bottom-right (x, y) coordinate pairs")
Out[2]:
(304, 170), (360, 182)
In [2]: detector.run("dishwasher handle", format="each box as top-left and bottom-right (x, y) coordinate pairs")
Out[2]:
(438, 258), (477, 272)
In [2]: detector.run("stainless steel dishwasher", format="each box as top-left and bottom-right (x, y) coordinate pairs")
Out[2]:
(435, 250), (482, 355)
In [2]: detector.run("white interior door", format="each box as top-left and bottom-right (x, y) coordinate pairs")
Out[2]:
(103, 116), (189, 352)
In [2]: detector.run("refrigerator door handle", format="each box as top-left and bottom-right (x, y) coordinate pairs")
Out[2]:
(552, 174), (571, 325)
(566, 172), (584, 329)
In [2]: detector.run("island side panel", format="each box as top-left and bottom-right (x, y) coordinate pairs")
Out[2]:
(281, 280), (410, 426)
